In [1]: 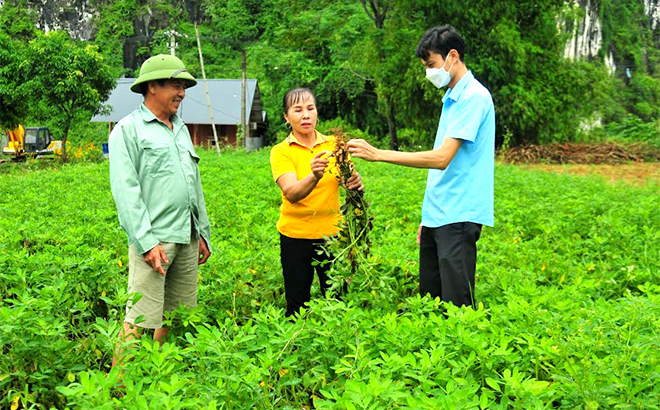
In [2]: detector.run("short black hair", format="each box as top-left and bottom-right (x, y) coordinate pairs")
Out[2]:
(415, 25), (466, 62)
(283, 87), (316, 113)
(139, 79), (167, 96)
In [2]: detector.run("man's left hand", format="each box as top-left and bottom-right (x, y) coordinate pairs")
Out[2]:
(347, 139), (380, 162)
(198, 237), (211, 265)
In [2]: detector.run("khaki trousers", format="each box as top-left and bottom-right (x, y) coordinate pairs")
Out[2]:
(125, 236), (199, 329)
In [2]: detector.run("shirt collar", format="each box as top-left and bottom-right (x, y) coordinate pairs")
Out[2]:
(442, 71), (474, 104)
(139, 103), (183, 128)
(286, 130), (328, 146)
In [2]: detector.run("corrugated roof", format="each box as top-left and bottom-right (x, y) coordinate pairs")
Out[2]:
(92, 78), (260, 125)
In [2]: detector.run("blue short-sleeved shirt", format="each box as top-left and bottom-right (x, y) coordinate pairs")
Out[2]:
(421, 71), (495, 228)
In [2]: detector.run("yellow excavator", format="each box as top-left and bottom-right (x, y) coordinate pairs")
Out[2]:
(2, 125), (62, 159)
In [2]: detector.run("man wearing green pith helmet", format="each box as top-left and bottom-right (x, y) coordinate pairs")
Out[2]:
(108, 54), (212, 367)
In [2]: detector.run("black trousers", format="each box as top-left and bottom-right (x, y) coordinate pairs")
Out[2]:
(419, 222), (482, 308)
(280, 234), (332, 317)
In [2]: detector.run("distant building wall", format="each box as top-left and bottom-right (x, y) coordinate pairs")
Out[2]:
(188, 124), (238, 147)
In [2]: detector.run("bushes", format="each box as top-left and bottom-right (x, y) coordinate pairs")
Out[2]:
(600, 114), (660, 149)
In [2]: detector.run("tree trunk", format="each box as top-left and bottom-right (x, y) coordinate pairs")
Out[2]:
(359, 0), (395, 149)
(359, 0), (388, 29)
(386, 96), (398, 151)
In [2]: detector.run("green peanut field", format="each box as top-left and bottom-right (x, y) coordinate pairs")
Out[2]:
(1, 149), (659, 409)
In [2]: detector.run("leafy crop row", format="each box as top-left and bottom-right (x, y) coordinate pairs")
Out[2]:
(0, 150), (658, 409)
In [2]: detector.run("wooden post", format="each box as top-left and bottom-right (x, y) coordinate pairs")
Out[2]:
(241, 49), (249, 149)
(195, 22), (221, 155)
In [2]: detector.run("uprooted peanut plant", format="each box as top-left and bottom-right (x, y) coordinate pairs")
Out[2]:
(322, 130), (374, 295)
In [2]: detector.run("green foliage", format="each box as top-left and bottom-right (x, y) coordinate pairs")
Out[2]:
(21, 31), (116, 161)
(92, 0), (193, 73)
(623, 73), (660, 121)
(1, 150), (659, 408)
(317, 118), (372, 142)
(203, 0), (261, 44)
(92, 0), (141, 74)
(601, 0), (650, 70)
(67, 121), (112, 146)
(0, 33), (26, 129)
(599, 0), (660, 127)
(600, 114), (660, 149)
(397, 0), (618, 146)
(0, 1), (38, 129)
(3, 0), (660, 148)
(245, 0), (379, 142)
(0, 0), (38, 41)
(205, 0), (660, 147)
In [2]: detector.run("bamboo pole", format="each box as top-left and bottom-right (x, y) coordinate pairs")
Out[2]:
(195, 22), (221, 155)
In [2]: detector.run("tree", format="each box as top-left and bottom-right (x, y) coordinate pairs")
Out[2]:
(204, 0), (265, 146)
(357, 0), (401, 150)
(22, 31), (116, 162)
(0, 33), (27, 129)
(390, 0), (613, 146)
(0, 0), (37, 129)
(78, 0), (658, 148)
(248, 0), (385, 142)
(0, 0), (38, 42)
(93, 0), (192, 73)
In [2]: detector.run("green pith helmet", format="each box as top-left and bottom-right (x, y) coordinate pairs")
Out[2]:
(130, 54), (197, 93)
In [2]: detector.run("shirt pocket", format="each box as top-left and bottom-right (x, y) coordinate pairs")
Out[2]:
(142, 145), (173, 178)
(188, 147), (200, 164)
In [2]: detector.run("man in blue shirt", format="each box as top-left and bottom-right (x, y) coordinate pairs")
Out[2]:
(347, 25), (495, 308)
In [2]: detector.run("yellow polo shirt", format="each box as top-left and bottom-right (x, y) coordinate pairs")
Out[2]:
(270, 131), (340, 239)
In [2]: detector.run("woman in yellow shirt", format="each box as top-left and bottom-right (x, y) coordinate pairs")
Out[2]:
(270, 88), (363, 317)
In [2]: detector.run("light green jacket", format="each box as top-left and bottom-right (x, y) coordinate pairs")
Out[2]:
(109, 103), (211, 254)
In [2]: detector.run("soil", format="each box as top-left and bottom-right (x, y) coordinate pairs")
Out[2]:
(502, 142), (660, 165)
(517, 162), (660, 187)
(501, 142), (660, 187)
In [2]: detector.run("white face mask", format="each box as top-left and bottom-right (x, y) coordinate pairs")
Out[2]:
(426, 58), (454, 89)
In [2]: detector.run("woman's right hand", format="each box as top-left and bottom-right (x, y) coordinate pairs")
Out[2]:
(276, 151), (329, 204)
(311, 150), (329, 180)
